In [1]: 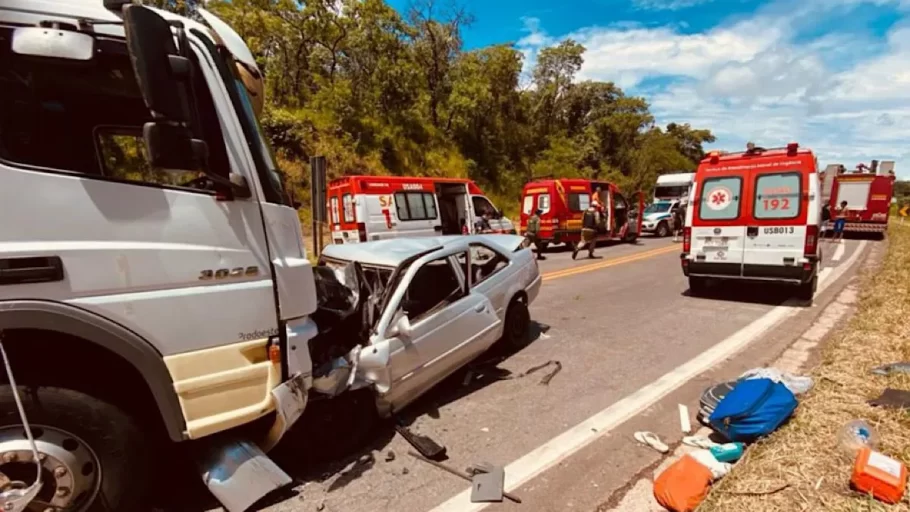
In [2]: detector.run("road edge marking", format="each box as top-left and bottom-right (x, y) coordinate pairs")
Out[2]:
(831, 241), (846, 262)
(428, 240), (867, 512)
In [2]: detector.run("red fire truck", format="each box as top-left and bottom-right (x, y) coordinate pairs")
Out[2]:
(518, 178), (644, 251)
(822, 160), (895, 238)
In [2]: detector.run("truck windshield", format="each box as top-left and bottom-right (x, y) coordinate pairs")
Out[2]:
(654, 185), (688, 199)
(191, 29), (290, 206)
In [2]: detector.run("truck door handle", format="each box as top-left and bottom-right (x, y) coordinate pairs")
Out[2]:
(474, 303), (485, 313)
(0, 256), (64, 286)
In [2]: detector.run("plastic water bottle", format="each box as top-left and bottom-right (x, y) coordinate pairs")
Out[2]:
(709, 442), (745, 463)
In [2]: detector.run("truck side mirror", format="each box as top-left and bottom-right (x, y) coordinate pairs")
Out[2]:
(122, 5), (207, 172)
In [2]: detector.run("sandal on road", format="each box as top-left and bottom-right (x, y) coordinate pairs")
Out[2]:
(682, 436), (717, 449)
(633, 431), (669, 453)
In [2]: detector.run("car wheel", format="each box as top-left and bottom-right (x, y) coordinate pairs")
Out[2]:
(688, 276), (708, 296)
(0, 385), (151, 512)
(656, 221), (670, 238)
(500, 298), (531, 350)
(797, 275), (818, 302)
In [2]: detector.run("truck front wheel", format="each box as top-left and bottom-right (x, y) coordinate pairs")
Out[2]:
(0, 385), (150, 512)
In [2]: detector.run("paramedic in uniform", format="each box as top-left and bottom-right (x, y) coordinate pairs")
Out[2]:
(573, 197), (599, 260)
(524, 209), (546, 260)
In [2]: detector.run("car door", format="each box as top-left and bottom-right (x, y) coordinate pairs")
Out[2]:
(460, 243), (512, 320)
(356, 244), (500, 411)
(742, 171), (807, 268)
(691, 175), (747, 274)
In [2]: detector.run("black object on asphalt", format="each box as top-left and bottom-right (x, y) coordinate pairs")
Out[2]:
(394, 425), (447, 461)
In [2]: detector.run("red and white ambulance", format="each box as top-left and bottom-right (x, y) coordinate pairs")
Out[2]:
(327, 176), (515, 244)
(519, 178), (644, 250)
(681, 143), (822, 300)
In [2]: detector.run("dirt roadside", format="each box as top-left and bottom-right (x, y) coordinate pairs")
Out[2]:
(699, 225), (910, 511)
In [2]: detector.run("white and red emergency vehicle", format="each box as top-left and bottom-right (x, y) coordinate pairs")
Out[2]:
(822, 160), (895, 237)
(327, 176), (514, 243)
(681, 142), (822, 300)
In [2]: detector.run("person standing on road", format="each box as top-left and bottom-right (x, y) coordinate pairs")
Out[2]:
(573, 199), (599, 260)
(833, 200), (848, 243)
(672, 200), (687, 242)
(524, 209), (546, 260)
(821, 203), (832, 238)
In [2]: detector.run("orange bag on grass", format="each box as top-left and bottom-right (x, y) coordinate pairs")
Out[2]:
(653, 454), (714, 512)
(851, 447), (907, 504)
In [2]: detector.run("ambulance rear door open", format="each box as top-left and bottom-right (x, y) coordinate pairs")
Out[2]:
(692, 174), (748, 275)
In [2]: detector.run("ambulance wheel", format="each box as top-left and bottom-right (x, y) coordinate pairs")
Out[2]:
(499, 298), (531, 350)
(656, 221), (670, 238)
(797, 276), (817, 302)
(688, 276), (708, 296)
(0, 385), (151, 512)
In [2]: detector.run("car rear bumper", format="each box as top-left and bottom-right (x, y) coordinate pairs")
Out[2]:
(680, 255), (817, 285)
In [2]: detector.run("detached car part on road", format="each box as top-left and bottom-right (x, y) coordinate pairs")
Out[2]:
(309, 235), (542, 416)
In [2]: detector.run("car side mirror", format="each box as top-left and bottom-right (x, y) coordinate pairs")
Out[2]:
(122, 5), (208, 172)
(394, 315), (413, 342)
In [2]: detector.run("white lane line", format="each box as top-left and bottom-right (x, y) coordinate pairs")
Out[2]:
(831, 241), (846, 262)
(429, 240), (868, 512)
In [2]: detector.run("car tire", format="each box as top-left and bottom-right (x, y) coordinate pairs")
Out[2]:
(500, 298), (531, 350)
(797, 275), (818, 302)
(688, 276), (708, 296)
(0, 385), (151, 512)
(656, 221), (670, 238)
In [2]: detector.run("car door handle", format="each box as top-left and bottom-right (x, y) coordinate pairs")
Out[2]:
(474, 303), (486, 313)
(0, 256), (64, 285)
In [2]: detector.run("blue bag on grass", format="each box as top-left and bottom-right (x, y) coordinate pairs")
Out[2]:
(708, 378), (797, 442)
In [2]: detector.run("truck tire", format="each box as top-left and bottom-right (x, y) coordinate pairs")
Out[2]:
(0, 385), (150, 512)
(499, 298), (531, 350)
(797, 275), (818, 302)
(656, 221), (670, 238)
(688, 276), (708, 296)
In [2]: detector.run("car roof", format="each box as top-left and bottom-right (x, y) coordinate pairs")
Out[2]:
(322, 235), (524, 267)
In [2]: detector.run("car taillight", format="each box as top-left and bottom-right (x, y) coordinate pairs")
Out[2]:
(357, 223), (367, 242)
(683, 227), (691, 252)
(804, 225), (818, 256)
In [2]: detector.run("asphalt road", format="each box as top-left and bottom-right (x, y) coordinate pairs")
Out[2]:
(190, 234), (870, 512)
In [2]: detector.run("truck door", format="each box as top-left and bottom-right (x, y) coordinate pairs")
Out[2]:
(743, 171), (807, 270)
(692, 176), (747, 274)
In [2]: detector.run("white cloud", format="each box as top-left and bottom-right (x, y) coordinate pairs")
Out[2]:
(517, 0), (910, 177)
(632, 0), (718, 11)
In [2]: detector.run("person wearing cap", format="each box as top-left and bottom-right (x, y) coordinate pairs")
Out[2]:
(525, 208), (546, 260)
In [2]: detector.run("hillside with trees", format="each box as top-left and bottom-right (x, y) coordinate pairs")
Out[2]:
(150, 0), (716, 217)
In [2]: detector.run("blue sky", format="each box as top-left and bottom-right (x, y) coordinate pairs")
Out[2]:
(388, 0), (910, 178)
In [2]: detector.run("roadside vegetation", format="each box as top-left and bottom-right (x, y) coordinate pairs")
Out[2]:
(699, 222), (910, 511)
(149, 0), (715, 222)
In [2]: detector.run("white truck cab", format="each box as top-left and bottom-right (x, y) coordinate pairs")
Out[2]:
(0, 2), (318, 510)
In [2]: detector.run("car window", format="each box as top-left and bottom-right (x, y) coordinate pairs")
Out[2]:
(698, 177), (742, 221)
(538, 194), (551, 214)
(468, 244), (509, 286)
(522, 195), (534, 215)
(401, 257), (464, 321)
(395, 192), (438, 221)
(754, 172), (801, 220)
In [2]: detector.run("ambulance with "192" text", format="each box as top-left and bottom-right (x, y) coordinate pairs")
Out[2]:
(681, 142), (822, 301)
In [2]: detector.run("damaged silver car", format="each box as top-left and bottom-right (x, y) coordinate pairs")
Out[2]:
(309, 235), (542, 415)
